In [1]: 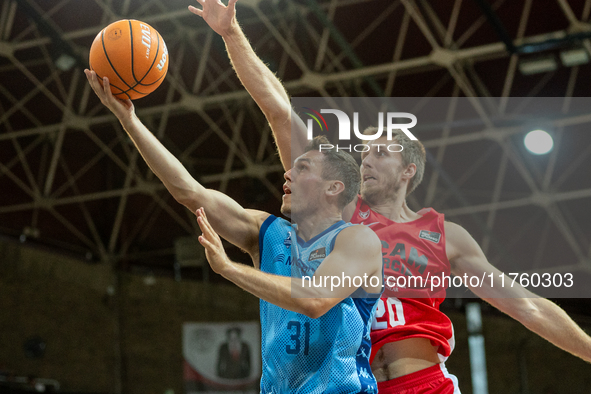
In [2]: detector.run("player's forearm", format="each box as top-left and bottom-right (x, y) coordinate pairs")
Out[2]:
(223, 24), (300, 169)
(521, 298), (591, 363)
(222, 24), (291, 124)
(118, 113), (204, 209)
(220, 260), (328, 318)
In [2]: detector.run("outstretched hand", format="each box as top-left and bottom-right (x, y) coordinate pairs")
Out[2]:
(84, 69), (134, 120)
(188, 0), (238, 37)
(196, 207), (231, 274)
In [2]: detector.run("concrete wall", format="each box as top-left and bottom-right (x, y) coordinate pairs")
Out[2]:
(1, 239), (590, 393)
(0, 239), (259, 393)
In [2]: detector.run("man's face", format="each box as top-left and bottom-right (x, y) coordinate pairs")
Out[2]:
(281, 150), (327, 220)
(360, 136), (406, 205)
(281, 168), (292, 218)
(228, 330), (239, 343)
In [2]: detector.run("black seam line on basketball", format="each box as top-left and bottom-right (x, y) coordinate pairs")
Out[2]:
(92, 48), (129, 93)
(120, 84), (144, 94)
(137, 29), (161, 84)
(102, 28), (135, 91)
(120, 73), (164, 95)
(88, 54), (123, 94)
(94, 64), (135, 94)
(114, 85), (134, 98)
(119, 81), (148, 94)
(106, 21), (143, 96)
(94, 70), (127, 93)
(111, 81), (133, 98)
(93, 66), (120, 89)
(113, 88), (133, 99)
(135, 72), (165, 86)
(130, 20), (140, 84)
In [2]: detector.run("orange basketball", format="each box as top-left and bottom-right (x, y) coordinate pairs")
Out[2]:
(89, 19), (168, 100)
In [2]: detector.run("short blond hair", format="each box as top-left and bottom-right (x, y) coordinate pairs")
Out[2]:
(363, 128), (426, 195)
(305, 136), (361, 208)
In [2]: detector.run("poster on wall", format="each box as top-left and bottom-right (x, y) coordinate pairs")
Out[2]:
(183, 322), (260, 394)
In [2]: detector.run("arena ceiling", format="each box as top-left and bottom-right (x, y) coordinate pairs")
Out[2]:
(2, 0), (591, 295)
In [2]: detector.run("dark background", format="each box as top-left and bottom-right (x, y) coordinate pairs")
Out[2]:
(1, 0), (591, 392)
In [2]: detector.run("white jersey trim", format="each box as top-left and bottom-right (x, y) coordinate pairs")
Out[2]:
(438, 322), (455, 363)
(439, 363), (461, 394)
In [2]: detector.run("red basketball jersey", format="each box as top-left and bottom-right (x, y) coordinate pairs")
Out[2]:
(350, 197), (455, 363)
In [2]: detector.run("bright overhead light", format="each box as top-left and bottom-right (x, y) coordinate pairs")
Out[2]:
(518, 55), (557, 75)
(524, 130), (553, 155)
(560, 48), (589, 67)
(55, 53), (76, 71)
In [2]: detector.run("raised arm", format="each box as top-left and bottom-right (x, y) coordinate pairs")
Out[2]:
(446, 221), (591, 363)
(85, 69), (263, 255)
(188, 0), (307, 169)
(197, 209), (383, 317)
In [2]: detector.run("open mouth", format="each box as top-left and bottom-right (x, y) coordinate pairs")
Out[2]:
(283, 184), (291, 194)
(363, 175), (376, 182)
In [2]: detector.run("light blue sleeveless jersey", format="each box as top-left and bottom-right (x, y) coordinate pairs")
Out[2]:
(258, 215), (380, 394)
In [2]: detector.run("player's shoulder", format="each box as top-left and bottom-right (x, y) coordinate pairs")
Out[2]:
(245, 209), (274, 226)
(444, 221), (471, 241)
(444, 220), (480, 260)
(245, 208), (272, 223)
(337, 223), (381, 248)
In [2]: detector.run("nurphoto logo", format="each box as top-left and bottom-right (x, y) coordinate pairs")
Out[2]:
(303, 108), (418, 152)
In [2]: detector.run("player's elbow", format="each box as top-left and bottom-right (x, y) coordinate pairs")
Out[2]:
(512, 298), (543, 328)
(301, 307), (324, 320)
(171, 182), (206, 211)
(173, 189), (198, 211)
(300, 299), (330, 319)
(265, 100), (291, 125)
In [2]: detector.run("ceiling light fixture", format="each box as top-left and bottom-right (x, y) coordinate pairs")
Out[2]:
(518, 55), (557, 75)
(524, 130), (554, 155)
(559, 48), (590, 67)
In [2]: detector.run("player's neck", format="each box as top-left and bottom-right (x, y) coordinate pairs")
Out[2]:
(294, 213), (342, 242)
(370, 199), (418, 223)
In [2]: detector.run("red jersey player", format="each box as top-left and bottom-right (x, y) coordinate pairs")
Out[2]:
(310, 130), (591, 393)
(193, 1), (591, 393)
(343, 130), (458, 391)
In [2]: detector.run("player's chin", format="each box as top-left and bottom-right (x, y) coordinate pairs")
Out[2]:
(360, 187), (381, 205)
(360, 185), (373, 199)
(281, 194), (291, 217)
(280, 203), (292, 218)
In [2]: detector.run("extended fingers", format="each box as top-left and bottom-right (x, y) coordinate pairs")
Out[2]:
(102, 76), (112, 96)
(188, 5), (203, 16)
(196, 208), (208, 232)
(188, 0), (205, 15)
(196, 208), (217, 239)
(198, 234), (214, 249)
(85, 71), (105, 99)
(85, 69), (112, 99)
(85, 69), (99, 90)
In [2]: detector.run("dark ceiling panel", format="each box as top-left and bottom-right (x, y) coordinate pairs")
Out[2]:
(1, 0), (591, 303)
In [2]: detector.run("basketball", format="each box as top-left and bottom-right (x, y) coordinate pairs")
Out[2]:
(89, 19), (168, 100)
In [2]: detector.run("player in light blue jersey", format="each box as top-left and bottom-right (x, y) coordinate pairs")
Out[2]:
(253, 215), (380, 393)
(86, 0), (384, 388)
(195, 136), (383, 393)
(84, 65), (384, 389)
